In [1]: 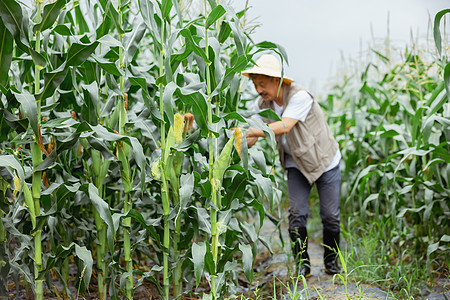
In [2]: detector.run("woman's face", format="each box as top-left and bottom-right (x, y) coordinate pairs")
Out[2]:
(251, 74), (282, 102)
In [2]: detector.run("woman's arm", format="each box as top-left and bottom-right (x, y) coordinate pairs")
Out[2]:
(247, 117), (298, 137)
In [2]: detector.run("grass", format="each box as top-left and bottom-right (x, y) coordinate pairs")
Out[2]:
(232, 181), (449, 299)
(341, 216), (448, 299)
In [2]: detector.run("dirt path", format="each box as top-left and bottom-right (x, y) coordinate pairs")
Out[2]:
(247, 217), (393, 299)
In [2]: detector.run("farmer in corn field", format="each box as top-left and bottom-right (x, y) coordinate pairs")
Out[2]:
(243, 54), (341, 278)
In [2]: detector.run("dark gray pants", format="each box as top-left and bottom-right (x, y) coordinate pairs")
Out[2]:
(287, 165), (341, 232)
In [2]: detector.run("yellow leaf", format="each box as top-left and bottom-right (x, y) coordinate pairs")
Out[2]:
(13, 175), (20, 199)
(174, 113), (184, 144)
(234, 128), (242, 159)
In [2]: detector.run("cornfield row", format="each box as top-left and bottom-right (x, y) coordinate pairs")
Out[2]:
(0, 0), (285, 299)
(327, 8), (450, 292)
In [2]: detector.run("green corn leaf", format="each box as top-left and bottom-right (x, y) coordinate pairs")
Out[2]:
(0, 0), (29, 47)
(0, 19), (13, 86)
(212, 133), (235, 181)
(247, 118), (277, 153)
(251, 149), (267, 175)
(98, 34), (123, 48)
(240, 221), (257, 243)
(433, 9), (450, 58)
(1, 109), (28, 134)
(29, 48), (47, 69)
(257, 108), (282, 122)
(225, 54), (249, 78)
(74, 245), (93, 290)
(197, 207), (211, 234)
(192, 242), (206, 287)
(13, 91), (38, 137)
(218, 21), (232, 44)
(0, 154), (24, 180)
(82, 183), (115, 252)
(33, 0), (66, 33)
(38, 66), (68, 101)
(161, 0), (172, 20)
(96, 13), (112, 38)
(162, 82), (176, 126)
(222, 112), (247, 123)
(207, 0), (217, 9)
(255, 41), (289, 65)
(66, 41), (99, 67)
(54, 24), (74, 36)
(93, 56), (123, 76)
(34, 150), (57, 172)
(74, 4), (89, 34)
(179, 173), (194, 210)
(179, 92), (208, 133)
(0, 0), (22, 37)
(444, 62), (450, 103)
(139, 0), (161, 41)
(123, 22), (146, 66)
(427, 241), (440, 257)
(80, 82), (98, 125)
(180, 28), (210, 64)
(254, 173), (274, 207)
(224, 172), (247, 205)
(175, 129), (200, 152)
(205, 5), (225, 29)
(259, 235), (273, 255)
(229, 20), (244, 56)
(112, 209), (161, 235)
(164, 127), (175, 164)
(172, 0), (182, 26)
(23, 183), (36, 228)
(129, 137), (147, 187)
(239, 243), (253, 283)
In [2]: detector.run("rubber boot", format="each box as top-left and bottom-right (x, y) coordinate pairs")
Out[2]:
(323, 228), (341, 275)
(289, 227), (311, 278)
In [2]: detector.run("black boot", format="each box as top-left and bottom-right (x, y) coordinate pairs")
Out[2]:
(323, 229), (341, 275)
(289, 227), (311, 278)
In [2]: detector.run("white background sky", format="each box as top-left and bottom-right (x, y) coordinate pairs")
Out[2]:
(233, 0), (450, 96)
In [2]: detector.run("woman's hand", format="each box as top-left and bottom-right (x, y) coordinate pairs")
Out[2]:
(184, 112), (194, 132)
(246, 136), (258, 148)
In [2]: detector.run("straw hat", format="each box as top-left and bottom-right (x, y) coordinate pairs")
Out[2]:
(242, 54), (294, 84)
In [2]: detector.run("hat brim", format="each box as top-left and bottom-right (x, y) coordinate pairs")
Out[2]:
(242, 67), (294, 84)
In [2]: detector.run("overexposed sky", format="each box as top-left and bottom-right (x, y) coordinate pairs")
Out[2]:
(234, 0), (450, 95)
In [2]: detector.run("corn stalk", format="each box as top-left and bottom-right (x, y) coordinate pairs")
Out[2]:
(157, 16), (171, 300)
(91, 149), (110, 300)
(203, 2), (221, 297)
(0, 199), (7, 300)
(167, 113), (185, 296)
(116, 1), (134, 297)
(32, 2), (43, 299)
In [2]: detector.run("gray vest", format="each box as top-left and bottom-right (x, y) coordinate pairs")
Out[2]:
(258, 83), (338, 184)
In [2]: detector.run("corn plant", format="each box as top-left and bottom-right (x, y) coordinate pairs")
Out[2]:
(0, 0), (288, 298)
(325, 9), (450, 296)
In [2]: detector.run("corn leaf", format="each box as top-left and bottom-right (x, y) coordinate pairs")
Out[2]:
(239, 243), (253, 283)
(13, 91), (38, 137)
(433, 9), (450, 58)
(205, 5), (225, 29)
(0, 19), (13, 86)
(192, 242), (206, 287)
(33, 0), (66, 33)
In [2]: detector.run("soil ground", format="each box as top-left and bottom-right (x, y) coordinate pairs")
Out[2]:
(7, 216), (450, 299)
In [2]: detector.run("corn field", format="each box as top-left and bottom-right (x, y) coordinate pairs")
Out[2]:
(0, 0), (449, 299)
(0, 0), (287, 299)
(326, 9), (450, 295)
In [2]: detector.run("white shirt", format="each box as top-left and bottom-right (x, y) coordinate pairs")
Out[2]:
(253, 91), (341, 173)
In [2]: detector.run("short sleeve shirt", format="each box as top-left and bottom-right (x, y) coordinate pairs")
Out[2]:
(253, 91), (341, 173)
